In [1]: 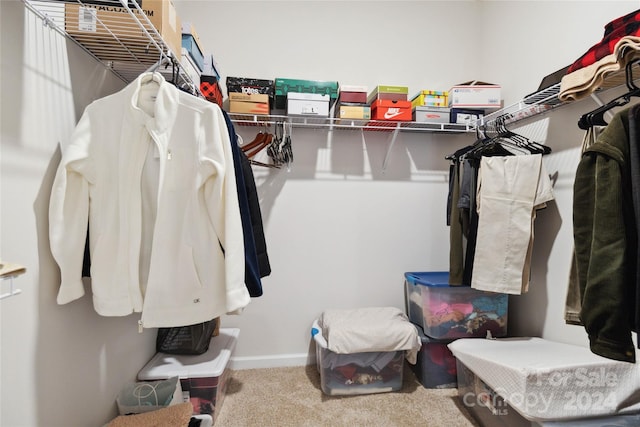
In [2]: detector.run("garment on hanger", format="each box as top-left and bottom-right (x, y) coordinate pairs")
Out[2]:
(565, 126), (601, 326)
(221, 109), (270, 297)
(446, 120), (552, 287)
(471, 154), (554, 295)
(237, 148), (272, 277)
(573, 106), (638, 363)
(49, 72), (250, 329)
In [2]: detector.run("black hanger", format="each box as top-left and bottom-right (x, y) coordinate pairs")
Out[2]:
(578, 58), (640, 130)
(445, 111), (552, 161)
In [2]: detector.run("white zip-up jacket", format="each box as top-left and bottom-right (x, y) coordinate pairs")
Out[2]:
(49, 72), (250, 328)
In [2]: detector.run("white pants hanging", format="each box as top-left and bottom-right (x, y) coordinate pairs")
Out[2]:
(471, 154), (554, 295)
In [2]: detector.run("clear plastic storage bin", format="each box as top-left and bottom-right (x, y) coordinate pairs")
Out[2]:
(311, 319), (404, 396)
(404, 272), (508, 339)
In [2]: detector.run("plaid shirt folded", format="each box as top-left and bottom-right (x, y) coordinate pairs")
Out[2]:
(568, 8), (640, 73)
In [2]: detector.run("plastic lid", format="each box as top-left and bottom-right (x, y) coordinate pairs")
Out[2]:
(137, 328), (239, 380)
(404, 271), (452, 287)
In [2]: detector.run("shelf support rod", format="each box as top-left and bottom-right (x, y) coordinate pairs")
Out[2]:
(0, 277), (22, 300)
(381, 124), (401, 173)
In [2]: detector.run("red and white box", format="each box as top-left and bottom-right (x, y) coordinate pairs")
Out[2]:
(370, 99), (412, 121)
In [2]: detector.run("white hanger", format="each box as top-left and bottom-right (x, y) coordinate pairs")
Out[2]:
(140, 72), (163, 86)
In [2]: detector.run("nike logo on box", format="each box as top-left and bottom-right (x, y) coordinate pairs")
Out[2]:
(384, 108), (402, 119)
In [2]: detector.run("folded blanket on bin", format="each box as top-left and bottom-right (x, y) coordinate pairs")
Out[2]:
(319, 307), (421, 364)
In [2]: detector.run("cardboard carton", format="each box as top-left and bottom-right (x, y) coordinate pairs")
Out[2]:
(287, 92), (330, 117)
(413, 107), (450, 123)
(449, 81), (501, 109)
(367, 85), (409, 104)
(64, 0), (182, 60)
(450, 107), (484, 125)
(275, 78), (339, 110)
(411, 90), (449, 108)
(370, 99), (411, 121)
(336, 104), (371, 120)
(228, 92), (270, 115)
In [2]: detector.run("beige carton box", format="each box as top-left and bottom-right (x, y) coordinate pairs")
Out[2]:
(65, 0), (182, 60)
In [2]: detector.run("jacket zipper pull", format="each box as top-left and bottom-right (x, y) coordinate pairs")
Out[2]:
(167, 149), (172, 160)
(138, 319), (144, 333)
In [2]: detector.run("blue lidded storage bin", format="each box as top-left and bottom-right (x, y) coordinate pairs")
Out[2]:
(404, 272), (508, 339)
(410, 324), (457, 389)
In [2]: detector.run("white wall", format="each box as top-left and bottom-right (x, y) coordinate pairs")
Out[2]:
(1, 2), (156, 427)
(1, 0), (638, 425)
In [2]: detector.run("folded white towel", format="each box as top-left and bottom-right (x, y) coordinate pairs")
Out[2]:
(319, 307), (422, 364)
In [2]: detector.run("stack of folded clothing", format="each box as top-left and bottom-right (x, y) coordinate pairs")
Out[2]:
(560, 8), (640, 102)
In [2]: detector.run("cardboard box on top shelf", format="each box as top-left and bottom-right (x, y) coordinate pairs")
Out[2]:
(370, 99), (412, 121)
(181, 33), (204, 71)
(450, 108), (484, 125)
(339, 91), (368, 104)
(411, 90), (449, 108)
(203, 54), (221, 80)
(180, 47), (201, 89)
(181, 21), (203, 52)
(64, 0), (182, 61)
(413, 106), (450, 124)
(228, 92), (270, 115)
(449, 81), (501, 109)
(226, 77), (275, 107)
(367, 85), (409, 104)
(287, 92), (330, 117)
(335, 103), (371, 120)
(274, 78), (339, 110)
(339, 84), (368, 104)
(181, 22), (204, 72)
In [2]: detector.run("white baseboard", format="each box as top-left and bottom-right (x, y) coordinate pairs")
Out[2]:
(230, 353), (314, 370)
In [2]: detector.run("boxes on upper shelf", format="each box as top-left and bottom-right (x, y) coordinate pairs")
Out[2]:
(203, 54), (221, 80)
(287, 92), (330, 117)
(413, 107), (450, 124)
(367, 85), (409, 104)
(410, 324), (457, 389)
(181, 22), (203, 52)
(228, 92), (270, 115)
(339, 84), (368, 104)
(137, 328), (239, 422)
(274, 78), (339, 110)
(335, 103), (371, 120)
(450, 108), (484, 125)
(311, 319), (404, 396)
(370, 99), (412, 121)
(411, 90), (449, 108)
(181, 33), (204, 72)
(449, 81), (501, 109)
(180, 47), (201, 88)
(64, 0), (182, 59)
(404, 272), (508, 339)
(226, 77), (275, 108)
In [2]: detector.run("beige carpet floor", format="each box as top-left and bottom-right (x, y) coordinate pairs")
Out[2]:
(213, 364), (481, 427)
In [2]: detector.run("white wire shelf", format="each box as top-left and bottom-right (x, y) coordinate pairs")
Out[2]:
(480, 62), (640, 131)
(228, 113), (475, 133)
(24, 0), (197, 92)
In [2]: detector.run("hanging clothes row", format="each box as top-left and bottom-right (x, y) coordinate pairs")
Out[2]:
(446, 115), (554, 295)
(48, 72), (270, 331)
(569, 59), (640, 364)
(238, 121), (294, 169)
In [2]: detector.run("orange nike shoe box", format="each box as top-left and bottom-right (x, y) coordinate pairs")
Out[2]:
(370, 99), (412, 121)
